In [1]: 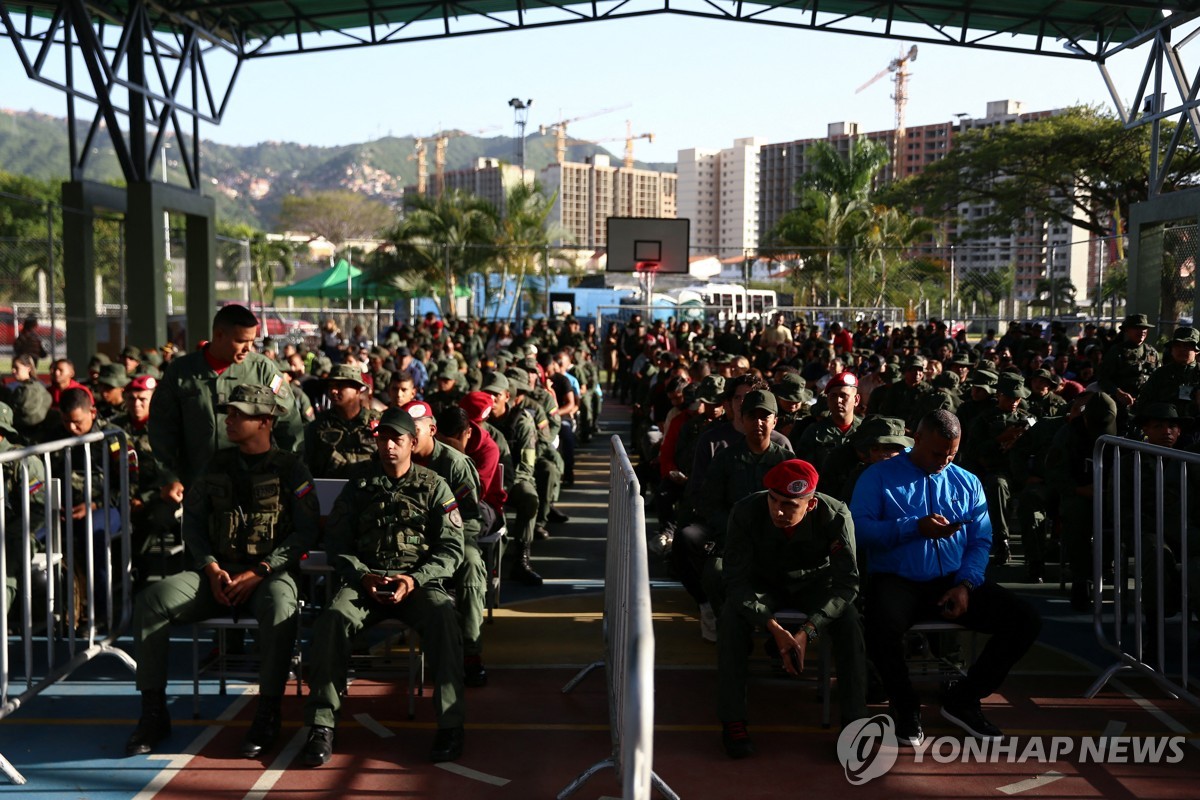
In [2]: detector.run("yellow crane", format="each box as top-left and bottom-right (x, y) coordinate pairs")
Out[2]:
(556, 120), (655, 169)
(407, 137), (428, 195)
(538, 103), (631, 164)
(856, 44), (918, 168)
(408, 125), (500, 196)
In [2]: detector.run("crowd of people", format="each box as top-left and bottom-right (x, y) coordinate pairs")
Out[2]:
(621, 309), (1197, 756)
(3, 302), (1195, 767)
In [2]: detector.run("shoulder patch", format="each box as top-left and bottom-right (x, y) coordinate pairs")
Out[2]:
(269, 374), (284, 394)
(294, 481), (313, 499)
(448, 508), (463, 528)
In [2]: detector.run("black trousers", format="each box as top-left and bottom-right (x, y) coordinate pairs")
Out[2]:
(864, 572), (1041, 712)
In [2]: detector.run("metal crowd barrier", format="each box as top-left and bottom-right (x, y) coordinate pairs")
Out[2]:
(1087, 434), (1199, 705)
(558, 436), (678, 800)
(0, 430), (137, 784)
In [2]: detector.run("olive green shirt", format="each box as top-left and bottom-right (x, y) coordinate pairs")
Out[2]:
(416, 439), (482, 541)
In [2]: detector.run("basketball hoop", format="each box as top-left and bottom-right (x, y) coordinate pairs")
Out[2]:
(635, 260), (661, 272)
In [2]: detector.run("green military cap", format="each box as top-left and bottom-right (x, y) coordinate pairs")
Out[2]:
(370, 345), (390, 359)
(120, 344), (142, 361)
(933, 371), (960, 390)
(219, 384), (283, 417)
(88, 352), (112, 370)
(853, 415), (913, 449)
(504, 366), (531, 393)
(145, 351), (164, 367)
(327, 363), (369, 388)
(903, 355), (927, 371)
(377, 406), (417, 436)
(996, 376), (1031, 399)
(96, 363), (130, 389)
(481, 371), (510, 395)
(434, 359), (456, 377)
(950, 351), (975, 368)
(1122, 313), (1154, 329)
(771, 372), (813, 404)
(741, 389), (778, 417)
(682, 383), (700, 407)
(134, 363), (163, 379)
(977, 359), (998, 372)
(313, 356), (333, 378)
(1134, 402), (1193, 425)
(493, 352), (513, 369)
(0, 402), (17, 436)
(694, 374), (726, 404)
(970, 369), (999, 387)
(1030, 368), (1061, 387)
(1170, 326), (1200, 349)
(881, 364), (902, 383)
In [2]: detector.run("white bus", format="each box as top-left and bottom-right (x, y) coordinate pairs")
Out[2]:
(670, 284), (777, 323)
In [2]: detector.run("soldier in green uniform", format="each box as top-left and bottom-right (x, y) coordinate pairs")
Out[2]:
(404, 400), (489, 688)
(507, 367), (567, 535)
(875, 355), (935, 433)
(792, 372), (861, 471)
(2, 402), (46, 618)
(305, 364), (381, 479)
(770, 371), (813, 439)
(717, 459), (867, 758)
(955, 369), (999, 430)
(833, 416), (913, 504)
(488, 369), (543, 585)
(1026, 369), (1068, 418)
(150, 304), (304, 505)
(125, 384), (319, 758)
(1135, 326), (1200, 418)
(1009, 397), (1076, 583)
(477, 374), (514, 491)
(423, 360), (466, 415)
(94, 364), (130, 422)
(301, 407), (466, 767)
(572, 349), (603, 443)
(1098, 313), (1159, 410)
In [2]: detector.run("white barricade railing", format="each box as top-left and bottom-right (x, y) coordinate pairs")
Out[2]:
(0, 430), (137, 784)
(558, 436), (678, 800)
(1087, 434), (1199, 705)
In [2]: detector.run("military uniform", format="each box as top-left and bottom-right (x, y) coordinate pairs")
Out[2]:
(306, 407), (381, 479)
(2, 418), (46, 617)
(490, 397), (542, 583)
(416, 439), (486, 659)
(303, 461), (465, 732)
(110, 410), (180, 571)
(718, 489), (867, 727)
(1099, 336), (1158, 398)
(792, 417), (860, 473)
(1026, 391), (1067, 419)
(1136, 361), (1200, 419)
(149, 348), (304, 488)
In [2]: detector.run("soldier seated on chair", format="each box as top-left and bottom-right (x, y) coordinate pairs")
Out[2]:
(301, 406), (467, 767)
(125, 384), (319, 760)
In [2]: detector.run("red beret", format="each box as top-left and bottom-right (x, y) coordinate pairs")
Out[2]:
(401, 400), (433, 421)
(459, 391), (494, 423)
(764, 459), (819, 498)
(129, 375), (158, 392)
(825, 371), (859, 393)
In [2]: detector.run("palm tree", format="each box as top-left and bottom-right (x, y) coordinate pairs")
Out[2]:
(861, 204), (939, 307)
(799, 138), (891, 201)
(1033, 277), (1078, 317)
(959, 267), (1014, 317)
(217, 223), (299, 308)
(495, 181), (572, 321)
(372, 190), (498, 318)
(770, 188), (865, 305)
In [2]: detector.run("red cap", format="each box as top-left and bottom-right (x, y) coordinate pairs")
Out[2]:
(764, 459), (819, 498)
(401, 400), (433, 421)
(129, 375), (158, 392)
(825, 372), (859, 393)
(459, 391), (493, 423)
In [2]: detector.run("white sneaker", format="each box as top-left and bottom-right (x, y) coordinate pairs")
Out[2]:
(700, 603), (718, 642)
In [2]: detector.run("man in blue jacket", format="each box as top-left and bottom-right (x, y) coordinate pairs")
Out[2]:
(850, 410), (1040, 747)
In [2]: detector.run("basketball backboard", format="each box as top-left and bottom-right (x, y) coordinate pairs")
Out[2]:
(605, 217), (690, 273)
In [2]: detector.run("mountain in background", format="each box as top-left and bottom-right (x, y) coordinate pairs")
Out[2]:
(0, 108), (676, 229)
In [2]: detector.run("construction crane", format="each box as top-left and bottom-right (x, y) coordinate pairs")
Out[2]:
(856, 44), (918, 169)
(621, 120), (654, 169)
(538, 103), (631, 165)
(407, 125), (500, 196)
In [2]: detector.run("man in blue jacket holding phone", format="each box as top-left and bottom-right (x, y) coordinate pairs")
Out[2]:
(850, 410), (1041, 748)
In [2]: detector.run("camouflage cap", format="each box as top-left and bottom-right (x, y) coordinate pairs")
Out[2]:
(1122, 313), (1154, 329)
(1170, 326), (1200, 349)
(950, 351), (975, 368)
(693, 374), (726, 404)
(771, 372), (813, 404)
(996, 376), (1031, 399)
(377, 406), (417, 436)
(481, 371), (511, 395)
(120, 345), (142, 361)
(327, 363), (368, 388)
(853, 415), (912, 449)
(504, 366), (532, 393)
(88, 352), (112, 370)
(219, 384), (282, 417)
(96, 363), (130, 388)
(0, 402), (17, 436)
(932, 371), (960, 390)
(1030, 368), (1062, 387)
(903, 355), (928, 371)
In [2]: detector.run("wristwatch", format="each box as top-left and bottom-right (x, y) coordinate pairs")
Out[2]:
(801, 622), (819, 643)
(252, 562), (272, 578)
(958, 579), (975, 593)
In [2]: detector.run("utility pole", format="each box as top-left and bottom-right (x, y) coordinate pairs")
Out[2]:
(508, 98), (533, 174)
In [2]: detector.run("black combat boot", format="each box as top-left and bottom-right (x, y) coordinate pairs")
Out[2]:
(126, 689), (171, 756)
(510, 544), (543, 586)
(241, 695), (283, 758)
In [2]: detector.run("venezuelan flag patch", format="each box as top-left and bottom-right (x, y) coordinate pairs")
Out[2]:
(28, 479), (43, 495)
(270, 374), (284, 394)
(441, 498), (459, 513)
(294, 481), (313, 499)
(453, 485), (472, 501)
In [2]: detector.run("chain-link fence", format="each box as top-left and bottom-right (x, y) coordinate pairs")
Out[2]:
(1155, 223), (1198, 328)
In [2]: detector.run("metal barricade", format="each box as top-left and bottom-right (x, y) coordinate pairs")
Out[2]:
(1087, 434), (1198, 705)
(558, 436), (678, 800)
(0, 430), (137, 784)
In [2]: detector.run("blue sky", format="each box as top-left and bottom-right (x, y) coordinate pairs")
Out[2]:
(0, 15), (1157, 163)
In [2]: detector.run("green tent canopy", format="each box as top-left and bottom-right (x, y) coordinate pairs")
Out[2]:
(275, 259), (362, 299)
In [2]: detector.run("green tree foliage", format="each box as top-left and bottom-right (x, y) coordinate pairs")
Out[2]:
(958, 266), (1015, 316)
(883, 106), (1200, 239)
(369, 190), (499, 318)
(799, 138), (891, 201)
(276, 190), (395, 246)
(495, 181), (572, 321)
(216, 221), (300, 308)
(1032, 277), (1078, 316)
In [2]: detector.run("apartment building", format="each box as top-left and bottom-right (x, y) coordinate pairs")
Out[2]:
(676, 137), (763, 259)
(427, 157), (535, 217)
(540, 154), (677, 249)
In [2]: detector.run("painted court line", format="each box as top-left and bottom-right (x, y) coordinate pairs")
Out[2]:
(353, 712), (396, 738)
(997, 771), (1065, 795)
(434, 762), (510, 786)
(134, 688), (256, 800)
(242, 727), (309, 800)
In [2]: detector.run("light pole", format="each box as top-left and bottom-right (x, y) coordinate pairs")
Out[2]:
(508, 98), (533, 174)
(161, 142), (174, 314)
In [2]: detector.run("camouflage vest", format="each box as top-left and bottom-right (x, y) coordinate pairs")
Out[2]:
(352, 469), (441, 572)
(314, 410), (380, 473)
(204, 448), (294, 562)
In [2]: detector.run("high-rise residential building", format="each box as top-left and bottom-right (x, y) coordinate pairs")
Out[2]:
(677, 137), (763, 259)
(417, 157), (534, 217)
(540, 154), (677, 249)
